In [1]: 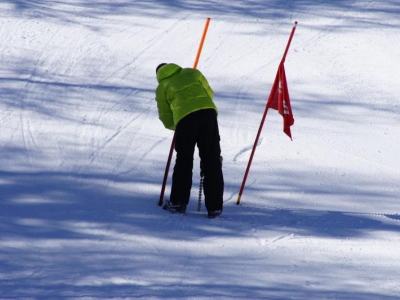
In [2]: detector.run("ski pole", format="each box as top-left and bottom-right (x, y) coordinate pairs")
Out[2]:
(158, 18), (211, 206)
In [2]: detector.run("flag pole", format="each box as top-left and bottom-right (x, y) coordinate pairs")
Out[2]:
(158, 18), (211, 206)
(281, 21), (298, 63)
(236, 21), (298, 205)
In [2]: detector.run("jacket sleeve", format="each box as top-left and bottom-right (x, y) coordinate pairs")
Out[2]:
(156, 86), (176, 130)
(197, 71), (214, 100)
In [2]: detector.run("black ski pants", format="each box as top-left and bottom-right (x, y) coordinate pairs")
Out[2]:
(170, 109), (224, 212)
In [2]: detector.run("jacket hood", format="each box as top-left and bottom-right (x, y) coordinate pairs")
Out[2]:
(156, 63), (182, 83)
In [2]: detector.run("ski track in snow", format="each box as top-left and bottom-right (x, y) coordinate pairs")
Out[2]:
(233, 137), (263, 162)
(17, 20), (72, 169)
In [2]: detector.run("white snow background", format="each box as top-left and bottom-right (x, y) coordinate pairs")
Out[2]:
(1, 1), (400, 299)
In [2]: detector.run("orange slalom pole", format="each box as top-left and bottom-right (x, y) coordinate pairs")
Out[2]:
(193, 18), (211, 69)
(158, 18), (211, 206)
(236, 21), (298, 205)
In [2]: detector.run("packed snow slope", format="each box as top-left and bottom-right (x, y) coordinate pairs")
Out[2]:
(1, 1), (400, 299)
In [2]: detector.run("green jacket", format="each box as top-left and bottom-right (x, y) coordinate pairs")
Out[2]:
(156, 63), (218, 130)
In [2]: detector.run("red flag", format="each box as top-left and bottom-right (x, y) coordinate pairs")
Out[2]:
(266, 62), (294, 140)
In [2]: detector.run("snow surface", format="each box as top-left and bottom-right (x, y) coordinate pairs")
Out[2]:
(1, 1), (400, 299)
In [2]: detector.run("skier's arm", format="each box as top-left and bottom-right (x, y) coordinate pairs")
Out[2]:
(156, 87), (175, 130)
(197, 71), (214, 100)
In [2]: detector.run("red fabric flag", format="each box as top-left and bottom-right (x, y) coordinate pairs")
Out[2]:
(266, 62), (295, 140)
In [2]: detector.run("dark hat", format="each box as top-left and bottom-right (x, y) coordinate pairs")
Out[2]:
(156, 63), (167, 74)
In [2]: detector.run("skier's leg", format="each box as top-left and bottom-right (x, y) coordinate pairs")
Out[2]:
(170, 114), (197, 206)
(197, 110), (224, 212)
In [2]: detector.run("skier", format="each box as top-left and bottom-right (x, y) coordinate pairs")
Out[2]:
(155, 63), (224, 218)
